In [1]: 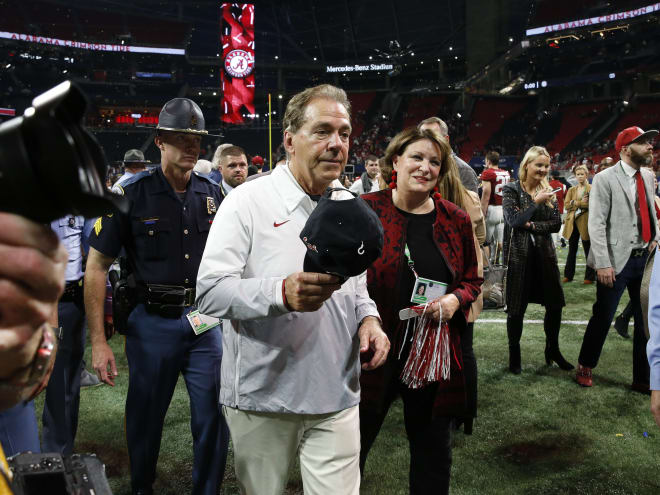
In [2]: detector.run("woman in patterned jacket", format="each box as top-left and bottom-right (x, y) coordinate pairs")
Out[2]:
(359, 127), (482, 495)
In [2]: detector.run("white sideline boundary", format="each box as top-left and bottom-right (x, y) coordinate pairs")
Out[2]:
(480, 318), (589, 325)
(480, 318), (633, 326)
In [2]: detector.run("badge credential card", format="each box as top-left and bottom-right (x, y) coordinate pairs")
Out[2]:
(411, 277), (448, 305)
(186, 310), (220, 335)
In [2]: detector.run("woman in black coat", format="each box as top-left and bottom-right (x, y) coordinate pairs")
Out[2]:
(502, 146), (573, 374)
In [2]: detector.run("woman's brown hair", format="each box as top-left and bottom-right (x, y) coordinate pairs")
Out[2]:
(383, 126), (468, 209)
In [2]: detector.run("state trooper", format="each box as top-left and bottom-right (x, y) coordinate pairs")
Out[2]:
(84, 98), (228, 495)
(42, 214), (96, 454)
(112, 149), (151, 194)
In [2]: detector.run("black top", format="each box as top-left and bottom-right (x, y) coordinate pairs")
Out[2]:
(395, 207), (451, 312)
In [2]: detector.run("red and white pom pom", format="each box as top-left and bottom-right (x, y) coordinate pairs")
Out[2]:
(400, 303), (451, 389)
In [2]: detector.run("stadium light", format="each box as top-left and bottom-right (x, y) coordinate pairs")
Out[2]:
(449, 46), (453, 51)
(457, 113), (462, 118)
(278, 94), (282, 99)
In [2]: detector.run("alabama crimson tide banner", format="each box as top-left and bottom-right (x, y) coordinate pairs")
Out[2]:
(221, 3), (255, 124)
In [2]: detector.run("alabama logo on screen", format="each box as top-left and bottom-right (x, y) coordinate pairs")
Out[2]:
(224, 50), (254, 78)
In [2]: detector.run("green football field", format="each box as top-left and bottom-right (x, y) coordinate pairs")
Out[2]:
(35, 246), (660, 494)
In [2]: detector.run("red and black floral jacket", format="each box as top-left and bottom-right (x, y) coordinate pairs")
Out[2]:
(360, 189), (483, 417)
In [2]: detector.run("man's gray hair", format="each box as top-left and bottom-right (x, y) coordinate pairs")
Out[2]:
(418, 116), (448, 137)
(194, 159), (213, 175)
(283, 84), (351, 135)
(212, 143), (234, 169)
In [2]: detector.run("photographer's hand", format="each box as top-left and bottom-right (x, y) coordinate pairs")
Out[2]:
(0, 213), (66, 329)
(0, 214), (65, 409)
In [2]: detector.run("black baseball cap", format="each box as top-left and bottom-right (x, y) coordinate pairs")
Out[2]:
(300, 188), (384, 278)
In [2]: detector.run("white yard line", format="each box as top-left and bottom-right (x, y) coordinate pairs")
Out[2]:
(479, 318), (632, 326)
(480, 318), (589, 325)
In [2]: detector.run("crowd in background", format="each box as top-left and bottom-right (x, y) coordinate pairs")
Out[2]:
(2, 83), (660, 495)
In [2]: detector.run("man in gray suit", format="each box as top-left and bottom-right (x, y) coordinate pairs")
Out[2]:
(576, 126), (659, 391)
(418, 117), (479, 194)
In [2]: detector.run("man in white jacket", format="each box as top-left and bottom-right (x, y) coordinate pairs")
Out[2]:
(196, 84), (389, 495)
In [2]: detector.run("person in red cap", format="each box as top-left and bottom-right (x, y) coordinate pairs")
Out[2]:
(251, 155), (264, 168)
(576, 126), (659, 391)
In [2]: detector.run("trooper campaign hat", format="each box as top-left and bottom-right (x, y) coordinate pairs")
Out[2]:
(153, 98), (221, 137)
(123, 149), (150, 164)
(615, 126), (658, 153)
(300, 188), (384, 279)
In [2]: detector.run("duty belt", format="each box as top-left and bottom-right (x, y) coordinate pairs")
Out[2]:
(138, 284), (196, 307)
(61, 278), (83, 302)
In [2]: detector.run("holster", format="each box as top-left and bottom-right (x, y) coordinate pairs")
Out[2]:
(112, 276), (137, 335)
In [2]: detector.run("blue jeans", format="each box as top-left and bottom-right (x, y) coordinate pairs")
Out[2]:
(578, 255), (650, 384)
(0, 401), (40, 456)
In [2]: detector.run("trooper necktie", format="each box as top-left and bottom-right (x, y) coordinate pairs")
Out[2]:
(635, 170), (652, 242)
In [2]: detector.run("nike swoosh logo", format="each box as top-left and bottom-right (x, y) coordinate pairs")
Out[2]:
(273, 220), (290, 227)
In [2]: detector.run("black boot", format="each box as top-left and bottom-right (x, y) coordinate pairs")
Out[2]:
(507, 314), (524, 374)
(614, 301), (632, 338)
(544, 346), (574, 370)
(509, 344), (522, 374)
(544, 307), (574, 371)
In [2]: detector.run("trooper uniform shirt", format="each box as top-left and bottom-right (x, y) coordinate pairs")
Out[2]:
(89, 167), (222, 286)
(51, 215), (87, 281)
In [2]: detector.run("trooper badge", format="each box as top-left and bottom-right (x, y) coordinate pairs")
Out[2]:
(206, 197), (217, 215)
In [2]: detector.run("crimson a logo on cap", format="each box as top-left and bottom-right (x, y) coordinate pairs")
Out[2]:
(224, 50), (254, 78)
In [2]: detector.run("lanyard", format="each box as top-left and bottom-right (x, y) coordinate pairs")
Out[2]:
(404, 244), (420, 279)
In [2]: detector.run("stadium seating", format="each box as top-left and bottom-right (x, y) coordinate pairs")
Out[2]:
(347, 92), (377, 140)
(459, 97), (527, 161)
(605, 98), (660, 141)
(401, 95), (448, 129)
(545, 102), (608, 155)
